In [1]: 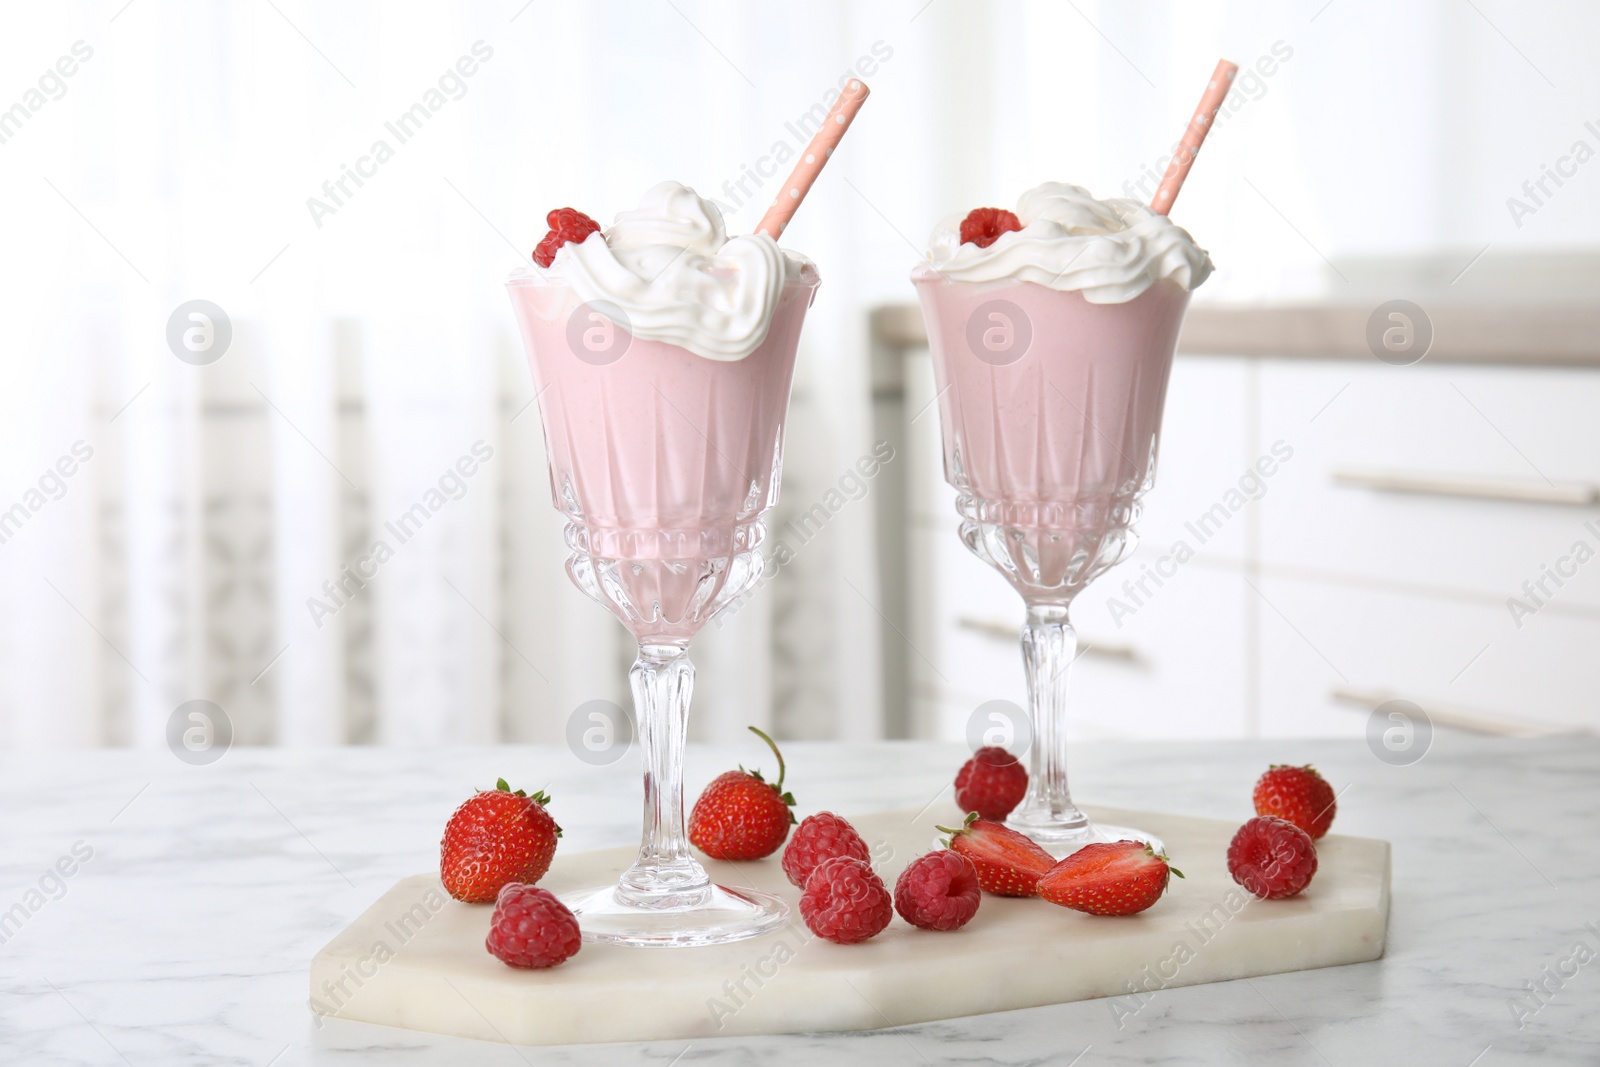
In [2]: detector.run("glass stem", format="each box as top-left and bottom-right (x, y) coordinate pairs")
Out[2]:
(616, 641), (712, 908)
(1009, 603), (1090, 838)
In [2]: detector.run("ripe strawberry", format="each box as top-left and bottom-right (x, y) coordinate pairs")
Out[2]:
(1037, 840), (1182, 917)
(532, 207), (602, 268)
(1253, 764), (1337, 839)
(440, 779), (562, 904)
(782, 811), (871, 888)
(894, 850), (981, 931)
(954, 746), (1028, 821)
(688, 726), (796, 861)
(1228, 816), (1318, 900)
(799, 857), (893, 945)
(959, 206), (1023, 249)
(936, 813), (1054, 897)
(486, 884), (582, 969)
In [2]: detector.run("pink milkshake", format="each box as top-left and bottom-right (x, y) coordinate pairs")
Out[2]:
(507, 270), (817, 642)
(504, 65), (867, 948)
(915, 183), (1211, 851)
(506, 181), (819, 946)
(912, 275), (1189, 602)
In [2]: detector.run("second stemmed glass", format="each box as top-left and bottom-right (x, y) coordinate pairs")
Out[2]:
(912, 269), (1191, 854)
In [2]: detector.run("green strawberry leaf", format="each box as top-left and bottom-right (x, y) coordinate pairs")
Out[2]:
(934, 811), (981, 846)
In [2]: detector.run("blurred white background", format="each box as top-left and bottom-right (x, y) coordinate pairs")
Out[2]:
(2, 0), (1597, 751)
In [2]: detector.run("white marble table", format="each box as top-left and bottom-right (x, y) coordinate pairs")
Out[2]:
(2, 735), (1595, 1065)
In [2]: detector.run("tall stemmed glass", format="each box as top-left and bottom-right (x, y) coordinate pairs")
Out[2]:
(506, 268), (819, 946)
(912, 272), (1190, 853)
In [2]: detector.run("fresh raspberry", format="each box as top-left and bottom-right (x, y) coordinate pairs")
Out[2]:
(893, 850), (981, 931)
(485, 884), (582, 969)
(1227, 816), (1318, 900)
(782, 811), (872, 888)
(800, 857), (893, 945)
(954, 746), (1028, 821)
(1252, 764), (1338, 839)
(532, 207), (602, 268)
(959, 207), (1023, 249)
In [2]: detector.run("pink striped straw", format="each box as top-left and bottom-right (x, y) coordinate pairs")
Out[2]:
(1151, 59), (1239, 216)
(754, 78), (871, 239)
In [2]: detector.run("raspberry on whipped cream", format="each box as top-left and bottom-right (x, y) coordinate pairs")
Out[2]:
(924, 182), (1213, 303)
(532, 182), (813, 361)
(532, 208), (601, 268)
(959, 207), (1023, 249)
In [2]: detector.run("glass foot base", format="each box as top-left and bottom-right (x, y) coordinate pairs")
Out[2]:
(1007, 816), (1166, 860)
(559, 883), (790, 948)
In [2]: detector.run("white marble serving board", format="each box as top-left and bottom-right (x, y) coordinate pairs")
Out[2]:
(309, 804), (1389, 1046)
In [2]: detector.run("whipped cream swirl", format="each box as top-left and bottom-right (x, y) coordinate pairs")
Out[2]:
(547, 182), (806, 361)
(924, 182), (1213, 303)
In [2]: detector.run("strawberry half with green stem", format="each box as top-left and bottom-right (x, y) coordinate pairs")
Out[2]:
(1037, 840), (1182, 916)
(936, 813), (1055, 897)
(688, 726), (796, 861)
(441, 778), (562, 903)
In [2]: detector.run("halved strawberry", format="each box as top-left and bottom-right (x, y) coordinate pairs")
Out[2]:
(936, 814), (1054, 897)
(1037, 840), (1182, 916)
